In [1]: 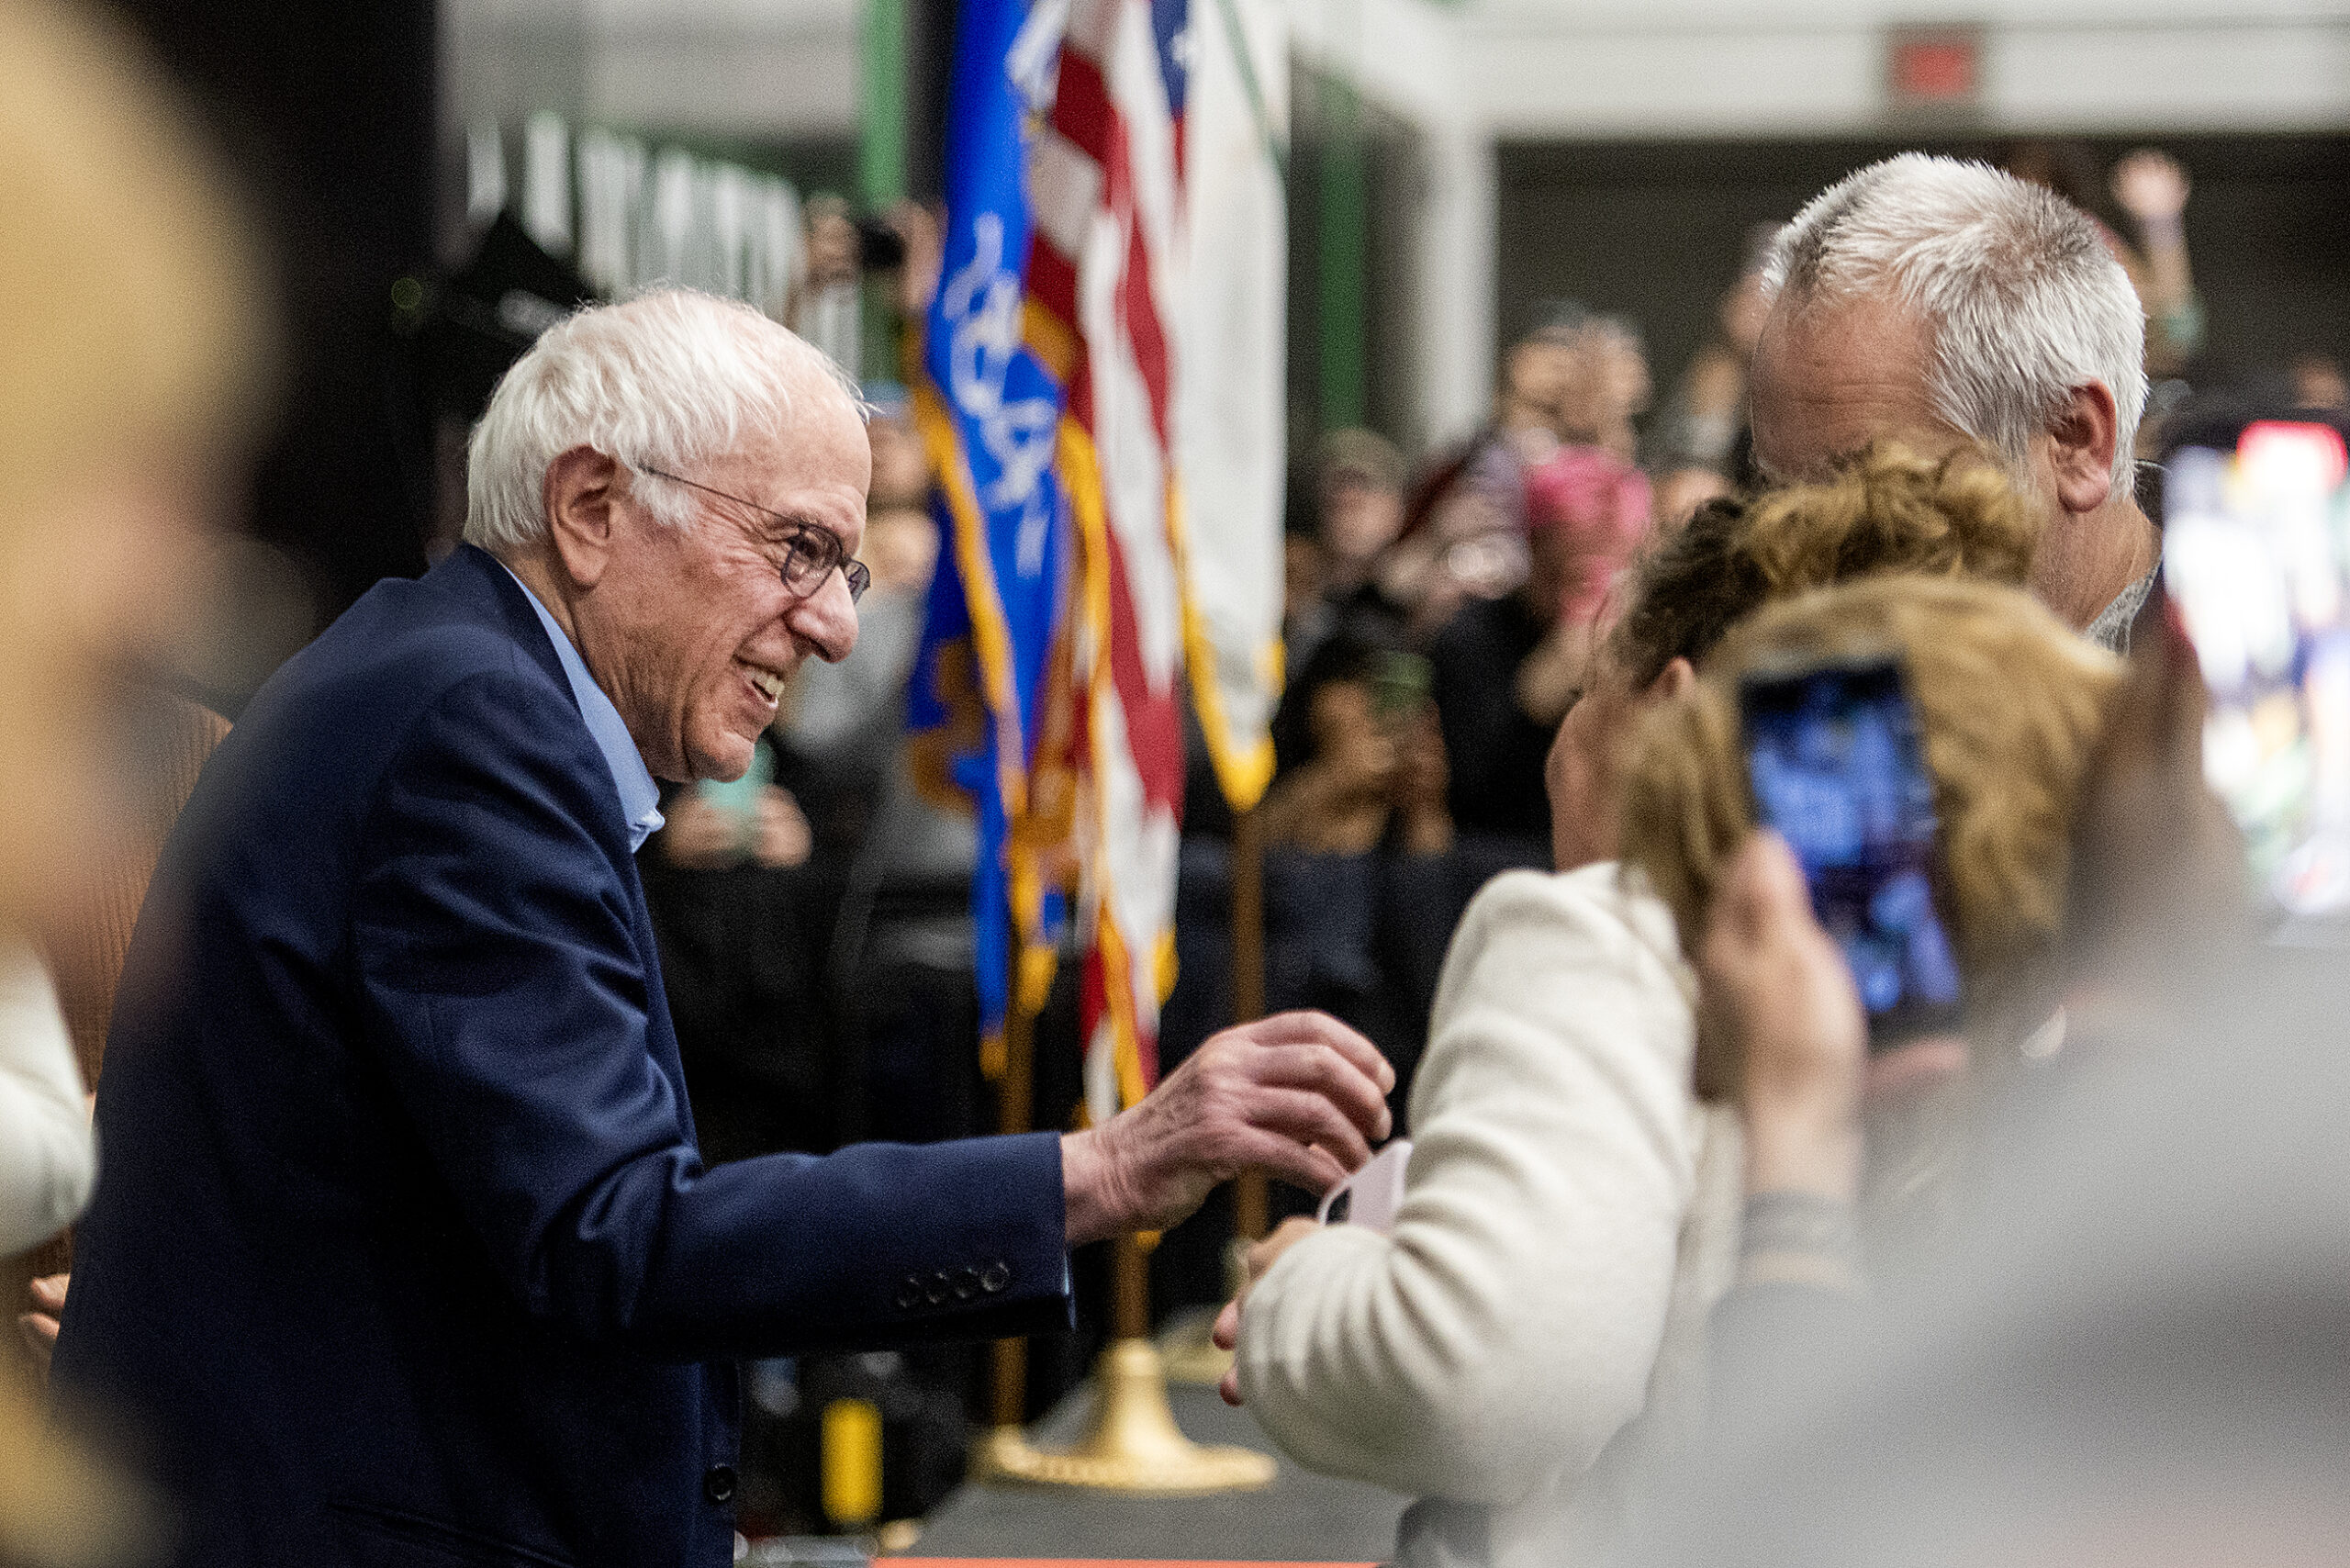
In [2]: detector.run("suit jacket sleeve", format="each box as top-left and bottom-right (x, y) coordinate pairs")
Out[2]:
(349, 668), (1069, 1359)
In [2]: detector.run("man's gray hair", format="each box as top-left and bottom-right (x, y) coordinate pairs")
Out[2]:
(464, 288), (861, 553)
(1764, 153), (2147, 491)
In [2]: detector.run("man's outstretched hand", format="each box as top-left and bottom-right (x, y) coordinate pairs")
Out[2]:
(1061, 1012), (1394, 1246)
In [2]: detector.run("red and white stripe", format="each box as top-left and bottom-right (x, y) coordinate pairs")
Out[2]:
(1029, 0), (1188, 1122)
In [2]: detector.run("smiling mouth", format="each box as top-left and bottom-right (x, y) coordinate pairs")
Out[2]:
(741, 661), (788, 705)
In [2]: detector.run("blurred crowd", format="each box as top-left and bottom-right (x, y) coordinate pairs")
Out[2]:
(6, 0), (2350, 1562)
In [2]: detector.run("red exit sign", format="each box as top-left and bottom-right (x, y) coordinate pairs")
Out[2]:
(1886, 25), (1984, 110)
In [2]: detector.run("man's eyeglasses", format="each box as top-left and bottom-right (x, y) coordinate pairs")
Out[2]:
(634, 465), (871, 604)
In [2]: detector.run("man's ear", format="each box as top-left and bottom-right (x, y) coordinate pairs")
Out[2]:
(2046, 381), (2121, 518)
(1648, 655), (1697, 702)
(541, 446), (625, 590)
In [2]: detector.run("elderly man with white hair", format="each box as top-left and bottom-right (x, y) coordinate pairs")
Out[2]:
(1750, 152), (2160, 651)
(52, 289), (1393, 1568)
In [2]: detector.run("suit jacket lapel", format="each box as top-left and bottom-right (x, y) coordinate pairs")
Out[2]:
(424, 543), (699, 1143)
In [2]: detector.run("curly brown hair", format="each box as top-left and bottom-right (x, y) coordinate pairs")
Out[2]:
(1608, 442), (2042, 689)
(1621, 576), (2121, 1089)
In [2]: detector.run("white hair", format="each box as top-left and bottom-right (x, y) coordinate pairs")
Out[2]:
(1763, 153), (2147, 492)
(464, 287), (862, 553)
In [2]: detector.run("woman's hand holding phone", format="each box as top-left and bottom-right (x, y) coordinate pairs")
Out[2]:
(1703, 833), (1868, 1203)
(1704, 833), (1967, 1204)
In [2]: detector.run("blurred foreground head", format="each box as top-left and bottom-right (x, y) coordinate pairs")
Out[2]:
(1639, 950), (2350, 1568)
(1621, 575), (2121, 1075)
(0, 0), (267, 938)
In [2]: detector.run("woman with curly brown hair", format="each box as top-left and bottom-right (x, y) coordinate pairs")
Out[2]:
(1622, 577), (2119, 1101)
(1218, 443), (2054, 1568)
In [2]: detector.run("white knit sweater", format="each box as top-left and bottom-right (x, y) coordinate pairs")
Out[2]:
(1235, 864), (1743, 1568)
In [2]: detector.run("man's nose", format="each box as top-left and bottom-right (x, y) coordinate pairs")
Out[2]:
(788, 568), (860, 663)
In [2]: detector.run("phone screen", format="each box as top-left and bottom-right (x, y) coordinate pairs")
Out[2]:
(1739, 657), (1964, 1047)
(1368, 650), (1433, 721)
(2163, 420), (2350, 920)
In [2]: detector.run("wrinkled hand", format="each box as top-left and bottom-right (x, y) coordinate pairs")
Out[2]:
(18, 1271), (66, 1377)
(2112, 148), (2189, 224)
(1212, 1216), (1316, 1406)
(749, 785), (813, 869)
(1061, 1013), (1393, 1246)
(661, 794), (745, 868)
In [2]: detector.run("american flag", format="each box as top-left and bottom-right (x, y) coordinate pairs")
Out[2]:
(1028, 0), (1192, 1121)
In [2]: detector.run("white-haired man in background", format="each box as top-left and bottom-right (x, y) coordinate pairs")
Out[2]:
(54, 288), (1393, 1568)
(1750, 153), (2159, 651)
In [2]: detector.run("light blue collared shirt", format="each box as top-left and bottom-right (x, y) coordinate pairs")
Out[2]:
(499, 564), (665, 854)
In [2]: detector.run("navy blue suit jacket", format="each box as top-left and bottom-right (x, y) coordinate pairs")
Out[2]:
(54, 545), (1071, 1568)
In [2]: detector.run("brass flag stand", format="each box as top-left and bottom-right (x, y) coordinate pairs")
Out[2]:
(971, 810), (1275, 1493)
(974, 1236), (1272, 1492)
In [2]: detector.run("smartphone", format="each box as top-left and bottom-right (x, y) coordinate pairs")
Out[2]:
(2161, 415), (2350, 923)
(1738, 655), (1964, 1048)
(1315, 1138), (1413, 1234)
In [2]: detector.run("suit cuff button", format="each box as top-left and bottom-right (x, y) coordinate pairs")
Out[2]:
(704, 1464), (738, 1505)
(953, 1265), (981, 1301)
(894, 1277), (922, 1310)
(979, 1261), (1011, 1294)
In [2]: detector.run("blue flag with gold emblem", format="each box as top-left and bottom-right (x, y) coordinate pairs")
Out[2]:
(904, 0), (1077, 1073)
